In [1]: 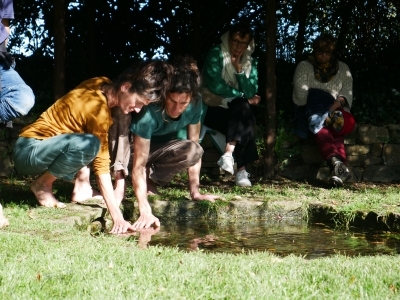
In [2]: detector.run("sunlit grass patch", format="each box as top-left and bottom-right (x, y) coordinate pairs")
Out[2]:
(2, 176), (400, 298)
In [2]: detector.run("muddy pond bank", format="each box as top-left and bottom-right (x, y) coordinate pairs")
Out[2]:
(73, 199), (400, 257)
(68, 198), (400, 234)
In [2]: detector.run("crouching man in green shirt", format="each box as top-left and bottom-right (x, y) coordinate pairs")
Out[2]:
(122, 56), (219, 230)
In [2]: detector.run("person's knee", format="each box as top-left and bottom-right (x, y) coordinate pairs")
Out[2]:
(186, 141), (204, 165)
(88, 135), (101, 155)
(76, 134), (101, 158)
(21, 86), (35, 114)
(13, 85), (35, 117)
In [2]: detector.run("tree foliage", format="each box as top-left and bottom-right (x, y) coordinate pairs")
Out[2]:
(7, 0), (400, 122)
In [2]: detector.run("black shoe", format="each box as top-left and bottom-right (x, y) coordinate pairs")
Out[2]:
(329, 175), (343, 187)
(329, 158), (351, 186)
(333, 160), (351, 181)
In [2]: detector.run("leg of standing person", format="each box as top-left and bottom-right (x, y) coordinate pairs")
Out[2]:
(108, 107), (132, 205)
(145, 139), (203, 193)
(0, 59), (35, 226)
(0, 62), (35, 123)
(12, 133), (100, 207)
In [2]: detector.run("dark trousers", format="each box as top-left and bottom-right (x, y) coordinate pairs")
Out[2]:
(204, 97), (258, 169)
(293, 104), (309, 139)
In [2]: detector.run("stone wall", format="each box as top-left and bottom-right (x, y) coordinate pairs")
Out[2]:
(199, 133), (223, 177)
(279, 124), (400, 183)
(0, 124), (20, 177)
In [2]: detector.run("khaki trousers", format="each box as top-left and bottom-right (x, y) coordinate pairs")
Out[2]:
(109, 107), (132, 176)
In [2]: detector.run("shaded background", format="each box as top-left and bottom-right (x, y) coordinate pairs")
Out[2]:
(8, 0), (400, 175)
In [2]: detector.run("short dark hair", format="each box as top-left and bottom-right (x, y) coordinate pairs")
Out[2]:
(313, 33), (337, 53)
(229, 22), (254, 41)
(111, 60), (173, 103)
(169, 56), (201, 104)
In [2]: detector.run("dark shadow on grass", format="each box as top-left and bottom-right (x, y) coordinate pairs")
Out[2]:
(0, 176), (74, 208)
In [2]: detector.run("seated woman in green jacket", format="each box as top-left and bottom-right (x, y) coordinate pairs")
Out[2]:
(202, 22), (260, 187)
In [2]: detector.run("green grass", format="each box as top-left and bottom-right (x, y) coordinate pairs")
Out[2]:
(1, 176), (400, 299)
(1, 229), (400, 299)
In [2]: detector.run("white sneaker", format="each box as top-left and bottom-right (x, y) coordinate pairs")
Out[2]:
(235, 170), (252, 187)
(217, 153), (234, 175)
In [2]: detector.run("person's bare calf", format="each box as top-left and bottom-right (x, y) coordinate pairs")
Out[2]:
(0, 203), (9, 228)
(71, 166), (103, 203)
(31, 171), (66, 208)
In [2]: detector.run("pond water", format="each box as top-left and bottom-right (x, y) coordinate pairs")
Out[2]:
(128, 219), (400, 258)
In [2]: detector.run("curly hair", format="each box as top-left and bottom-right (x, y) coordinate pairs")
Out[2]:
(110, 60), (173, 103)
(168, 56), (202, 105)
(313, 33), (337, 53)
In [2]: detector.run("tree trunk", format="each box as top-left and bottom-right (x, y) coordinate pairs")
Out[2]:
(191, 1), (202, 62)
(335, 0), (357, 55)
(53, 0), (66, 100)
(86, 0), (96, 78)
(294, 0), (309, 63)
(263, 0), (277, 178)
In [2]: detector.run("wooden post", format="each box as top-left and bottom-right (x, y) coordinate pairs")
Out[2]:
(264, 0), (277, 178)
(53, 0), (66, 100)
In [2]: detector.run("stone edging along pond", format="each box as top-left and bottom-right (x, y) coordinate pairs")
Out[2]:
(69, 199), (400, 234)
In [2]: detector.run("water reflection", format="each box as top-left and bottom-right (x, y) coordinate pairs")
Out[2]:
(128, 219), (400, 258)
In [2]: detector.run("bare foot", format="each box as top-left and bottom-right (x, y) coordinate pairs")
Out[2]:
(71, 186), (103, 203)
(146, 178), (160, 196)
(0, 204), (9, 228)
(30, 181), (66, 208)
